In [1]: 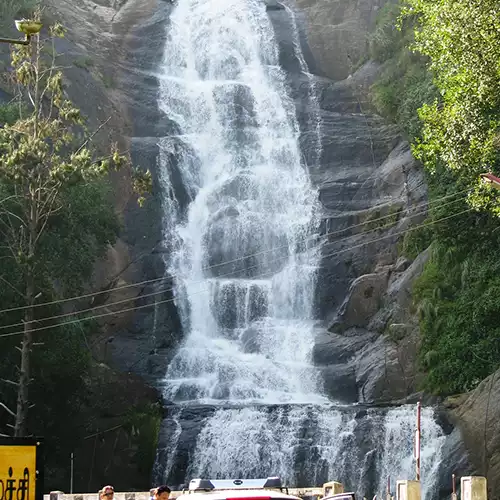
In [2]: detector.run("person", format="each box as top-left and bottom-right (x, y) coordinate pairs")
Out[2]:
(154, 486), (171, 500)
(100, 486), (115, 500)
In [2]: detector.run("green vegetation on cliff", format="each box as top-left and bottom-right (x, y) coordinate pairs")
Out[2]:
(371, 0), (500, 395)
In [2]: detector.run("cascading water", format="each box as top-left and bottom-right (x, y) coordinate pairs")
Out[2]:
(160, 0), (323, 405)
(155, 0), (445, 496)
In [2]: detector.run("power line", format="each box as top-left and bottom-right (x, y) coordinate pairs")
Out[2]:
(0, 206), (473, 339)
(0, 194), (468, 331)
(0, 188), (469, 316)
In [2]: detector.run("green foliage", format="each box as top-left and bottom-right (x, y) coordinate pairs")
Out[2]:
(363, 204), (403, 231)
(368, 2), (406, 63)
(124, 403), (162, 476)
(0, 103), (21, 126)
(414, 234), (500, 394)
(29, 322), (93, 456)
(40, 181), (120, 294)
(369, 2), (438, 139)
(399, 222), (432, 260)
(401, 169), (500, 394)
(403, 0), (500, 211)
(0, 20), (134, 439)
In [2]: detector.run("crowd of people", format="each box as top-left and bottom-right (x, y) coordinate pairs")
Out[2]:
(99, 484), (172, 500)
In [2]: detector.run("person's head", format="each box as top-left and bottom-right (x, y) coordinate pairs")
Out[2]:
(100, 486), (114, 500)
(154, 486), (171, 500)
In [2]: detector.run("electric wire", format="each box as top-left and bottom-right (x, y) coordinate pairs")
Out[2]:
(0, 205), (474, 339)
(0, 193), (469, 331)
(0, 188), (470, 316)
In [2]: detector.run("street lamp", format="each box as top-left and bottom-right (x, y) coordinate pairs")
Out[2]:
(480, 172), (500, 190)
(0, 19), (43, 46)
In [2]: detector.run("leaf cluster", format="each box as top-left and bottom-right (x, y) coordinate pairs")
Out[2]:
(403, 0), (500, 202)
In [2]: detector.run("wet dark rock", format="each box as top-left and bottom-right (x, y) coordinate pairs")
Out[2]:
(313, 329), (377, 365)
(266, 0), (285, 11)
(436, 427), (474, 499)
(395, 256), (411, 273)
(320, 364), (358, 403)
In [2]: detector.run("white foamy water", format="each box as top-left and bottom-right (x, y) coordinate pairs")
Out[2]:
(157, 404), (444, 498)
(158, 0), (323, 404)
(155, 0), (445, 496)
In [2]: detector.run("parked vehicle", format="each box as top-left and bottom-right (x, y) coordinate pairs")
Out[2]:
(177, 477), (301, 500)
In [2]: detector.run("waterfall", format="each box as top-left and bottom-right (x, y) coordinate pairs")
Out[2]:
(159, 0), (324, 405)
(155, 0), (445, 496)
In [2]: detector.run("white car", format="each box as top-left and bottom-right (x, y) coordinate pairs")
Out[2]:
(176, 477), (301, 500)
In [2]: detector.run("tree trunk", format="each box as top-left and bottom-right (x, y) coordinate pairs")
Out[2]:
(15, 193), (37, 437)
(14, 269), (34, 437)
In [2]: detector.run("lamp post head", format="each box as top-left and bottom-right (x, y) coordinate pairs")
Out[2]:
(15, 20), (43, 36)
(0, 20), (43, 45)
(480, 172), (500, 189)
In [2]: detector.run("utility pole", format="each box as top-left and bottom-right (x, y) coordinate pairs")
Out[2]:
(70, 452), (74, 493)
(415, 401), (421, 481)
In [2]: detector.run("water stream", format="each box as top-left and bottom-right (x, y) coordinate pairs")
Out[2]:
(154, 0), (445, 496)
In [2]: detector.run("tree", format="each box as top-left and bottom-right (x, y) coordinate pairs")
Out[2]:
(403, 0), (500, 212)
(0, 19), (150, 436)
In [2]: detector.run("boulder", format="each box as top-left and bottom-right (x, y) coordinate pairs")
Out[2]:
(446, 369), (500, 499)
(354, 335), (408, 403)
(313, 328), (378, 365)
(333, 272), (390, 331)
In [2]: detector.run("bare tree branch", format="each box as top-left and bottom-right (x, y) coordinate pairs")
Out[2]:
(0, 274), (25, 299)
(0, 209), (25, 235)
(0, 401), (16, 418)
(34, 189), (59, 247)
(0, 194), (23, 205)
(1, 379), (19, 387)
(75, 117), (112, 156)
(26, 88), (35, 109)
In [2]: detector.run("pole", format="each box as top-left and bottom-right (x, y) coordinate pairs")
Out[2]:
(0, 36), (31, 45)
(415, 401), (421, 481)
(70, 452), (74, 493)
(451, 474), (456, 500)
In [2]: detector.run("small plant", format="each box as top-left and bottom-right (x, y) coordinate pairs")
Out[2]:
(73, 56), (94, 70)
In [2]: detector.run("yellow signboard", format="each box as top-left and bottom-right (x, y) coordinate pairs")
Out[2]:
(0, 439), (43, 500)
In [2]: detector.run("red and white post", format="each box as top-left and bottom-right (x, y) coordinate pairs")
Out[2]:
(415, 402), (421, 481)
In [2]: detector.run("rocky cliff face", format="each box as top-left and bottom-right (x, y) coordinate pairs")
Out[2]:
(444, 371), (500, 500)
(288, 0), (429, 403)
(17, 0), (483, 492)
(295, 0), (387, 81)
(41, 0), (428, 413)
